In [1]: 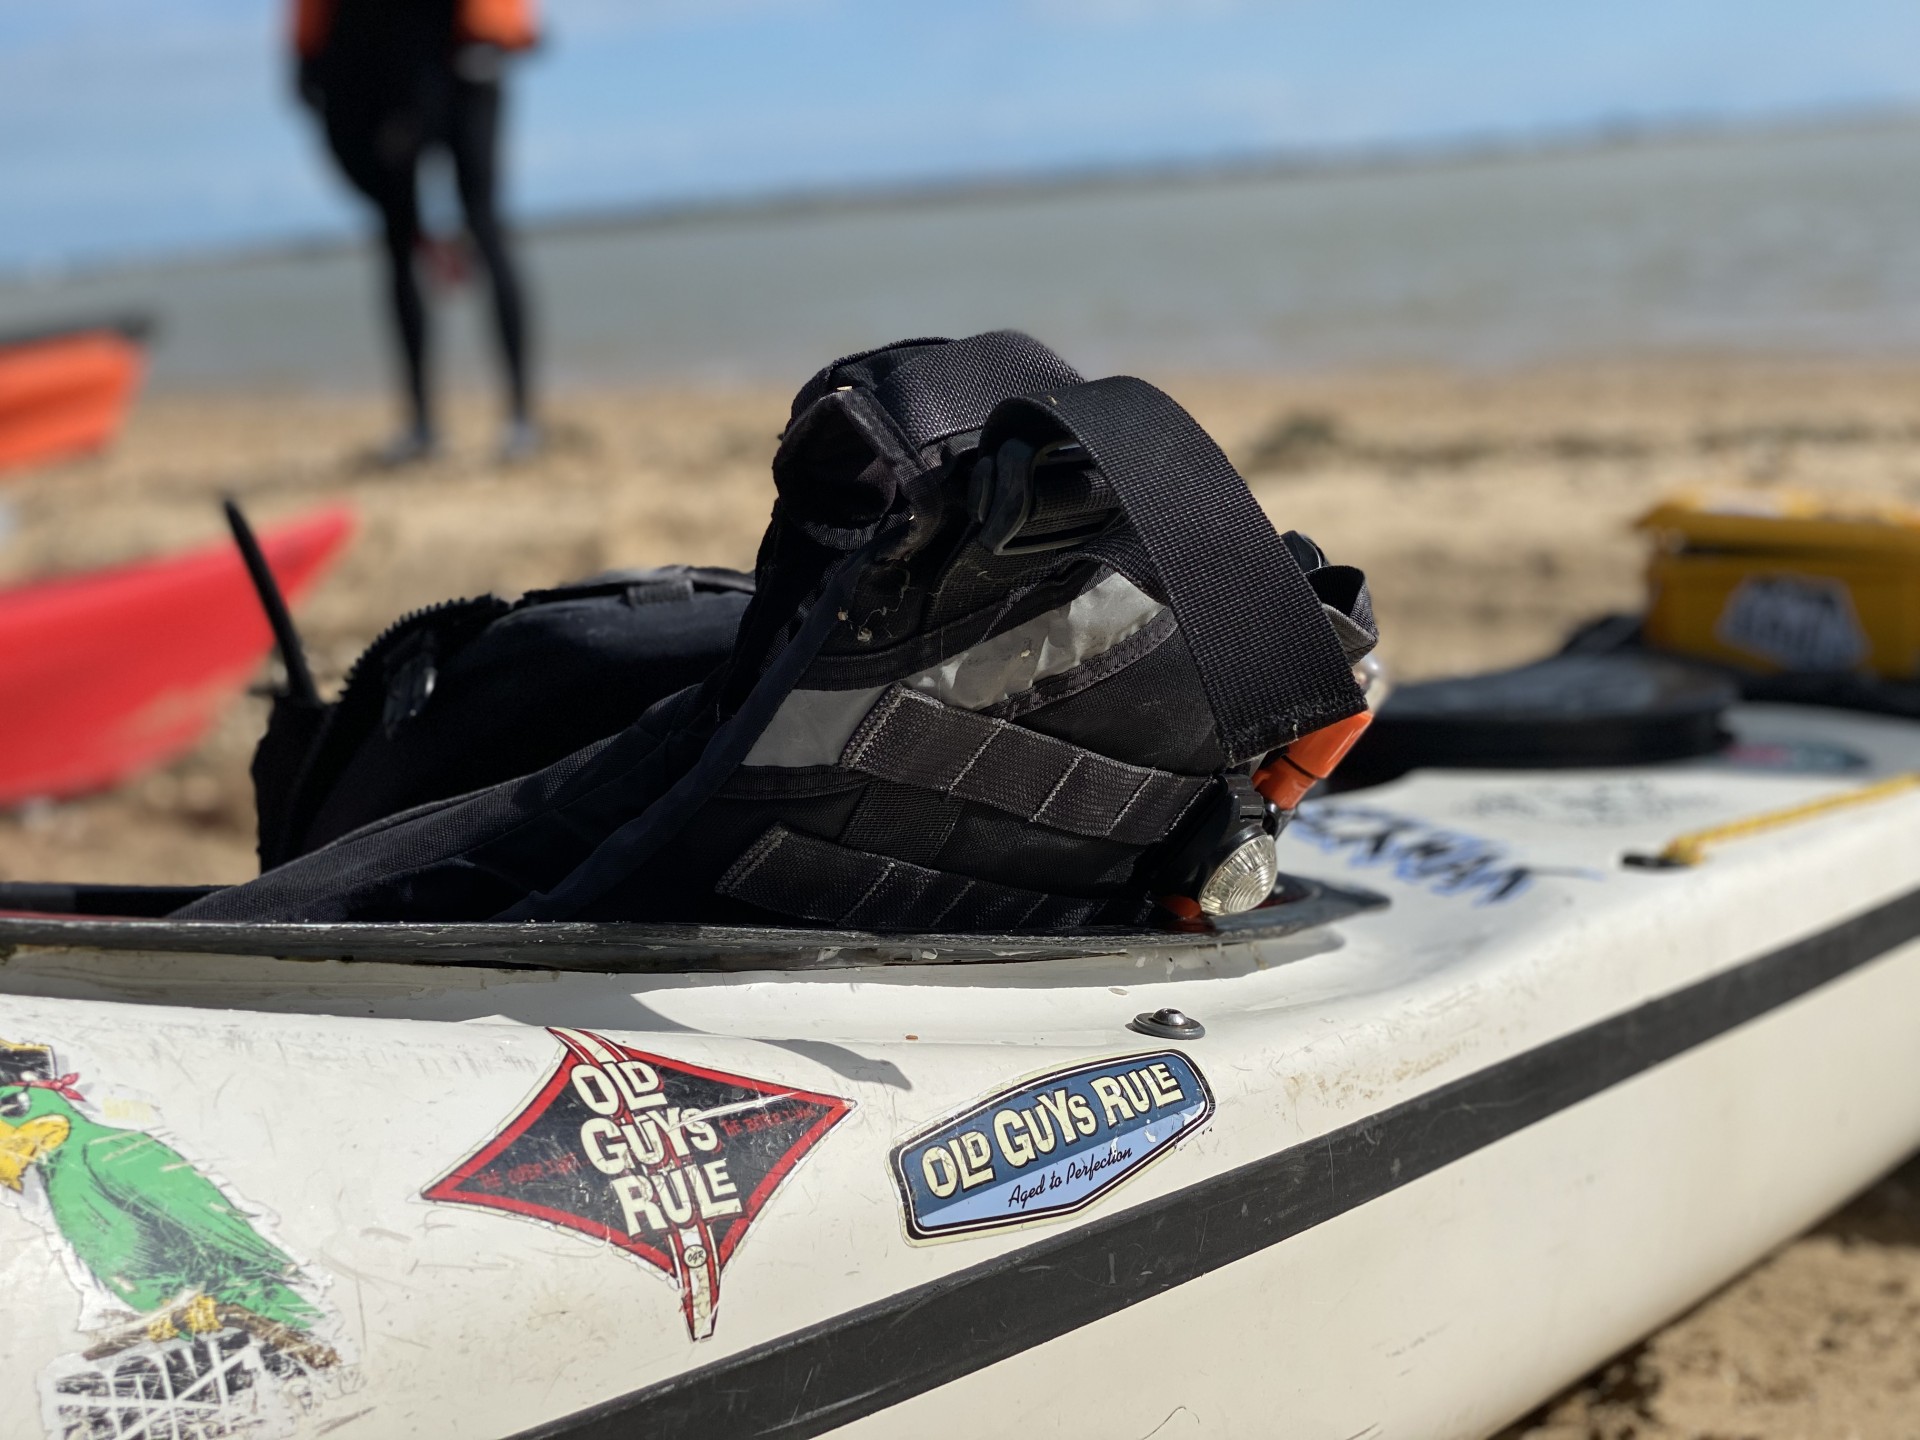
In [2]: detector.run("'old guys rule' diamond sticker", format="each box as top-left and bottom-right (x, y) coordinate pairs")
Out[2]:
(890, 1051), (1213, 1243)
(425, 1027), (853, 1340)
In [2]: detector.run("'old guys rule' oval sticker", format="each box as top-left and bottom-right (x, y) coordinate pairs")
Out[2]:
(889, 1051), (1213, 1243)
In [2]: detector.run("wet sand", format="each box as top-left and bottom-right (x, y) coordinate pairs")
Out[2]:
(3, 358), (1920, 1434)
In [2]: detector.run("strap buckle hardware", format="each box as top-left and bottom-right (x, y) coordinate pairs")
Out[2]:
(1252, 709), (1375, 812)
(1153, 773), (1282, 920)
(969, 438), (1119, 555)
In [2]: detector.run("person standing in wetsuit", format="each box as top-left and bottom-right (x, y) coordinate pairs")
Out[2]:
(292, 0), (539, 463)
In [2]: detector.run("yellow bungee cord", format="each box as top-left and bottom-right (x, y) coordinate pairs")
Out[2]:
(1628, 772), (1920, 869)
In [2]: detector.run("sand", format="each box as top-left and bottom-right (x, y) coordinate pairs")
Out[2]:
(4, 357), (1920, 1433)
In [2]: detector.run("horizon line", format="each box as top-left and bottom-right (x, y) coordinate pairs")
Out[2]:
(5, 100), (1915, 290)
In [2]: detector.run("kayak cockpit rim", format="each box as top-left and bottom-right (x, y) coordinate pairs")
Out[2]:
(0, 877), (1387, 972)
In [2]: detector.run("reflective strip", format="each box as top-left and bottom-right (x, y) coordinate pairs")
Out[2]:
(741, 572), (1166, 768)
(842, 687), (1207, 846)
(737, 685), (887, 769)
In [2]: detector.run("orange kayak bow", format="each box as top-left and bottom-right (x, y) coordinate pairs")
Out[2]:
(0, 318), (151, 477)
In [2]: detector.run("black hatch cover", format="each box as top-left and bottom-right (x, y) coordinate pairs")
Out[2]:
(1337, 652), (1735, 787)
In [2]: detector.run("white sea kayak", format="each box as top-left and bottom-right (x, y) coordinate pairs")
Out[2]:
(3, 698), (1919, 1440)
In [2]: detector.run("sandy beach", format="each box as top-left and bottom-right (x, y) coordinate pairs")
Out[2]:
(4, 358), (1920, 1434)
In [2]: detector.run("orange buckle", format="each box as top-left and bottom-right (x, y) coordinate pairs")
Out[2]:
(1252, 710), (1374, 810)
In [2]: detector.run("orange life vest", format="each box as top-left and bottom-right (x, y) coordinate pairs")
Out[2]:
(293, 0), (538, 59)
(456, 0), (538, 50)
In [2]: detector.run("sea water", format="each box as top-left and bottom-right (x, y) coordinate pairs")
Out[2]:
(7, 115), (1920, 389)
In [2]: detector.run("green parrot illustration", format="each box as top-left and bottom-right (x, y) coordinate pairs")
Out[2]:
(0, 1077), (319, 1334)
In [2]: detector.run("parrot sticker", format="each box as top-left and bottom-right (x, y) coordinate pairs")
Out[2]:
(425, 1027), (853, 1342)
(0, 1039), (352, 1440)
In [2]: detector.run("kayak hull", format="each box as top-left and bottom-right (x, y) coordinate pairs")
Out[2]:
(0, 322), (149, 476)
(0, 508), (352, 806)
(847, 936), (1920, 1440)
(1, 700), (1918, 1439)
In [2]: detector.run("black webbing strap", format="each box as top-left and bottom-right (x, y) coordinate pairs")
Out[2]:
(494, 539), (884, 921)
(796, 332), (1084, 455)
(868, 332), (1083, 452)
(842, 686), (1206, 846)
(982, 378), (1365, 763)
(717, 825), (1105, 932)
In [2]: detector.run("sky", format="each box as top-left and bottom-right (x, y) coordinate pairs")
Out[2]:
(7, 0), (1920, 273)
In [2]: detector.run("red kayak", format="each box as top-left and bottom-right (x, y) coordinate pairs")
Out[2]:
(0, 507), (353, 807)
(0, 317), (151, 476)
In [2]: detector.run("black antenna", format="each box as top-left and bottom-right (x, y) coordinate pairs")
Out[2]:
(223, 498), (320, 708)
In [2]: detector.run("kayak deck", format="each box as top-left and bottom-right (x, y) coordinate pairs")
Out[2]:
(2, 700), (1919, 1439)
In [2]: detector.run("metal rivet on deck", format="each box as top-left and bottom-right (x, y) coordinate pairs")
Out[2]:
(1129, 1007), (1204, 1040)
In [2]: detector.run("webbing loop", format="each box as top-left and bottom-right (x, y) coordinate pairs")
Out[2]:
(980, 378), (1367, 765)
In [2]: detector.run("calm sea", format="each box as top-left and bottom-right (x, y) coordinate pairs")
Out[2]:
(8, 116), (1920, 390)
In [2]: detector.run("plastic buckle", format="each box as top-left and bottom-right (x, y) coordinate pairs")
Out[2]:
(1252, 710), (1374, 812)
(969, 438), (1116, 556)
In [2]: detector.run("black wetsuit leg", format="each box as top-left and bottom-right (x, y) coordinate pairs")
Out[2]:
(325, 113), (433, 437)
(309, 0), (456, 442)
(448, 77), (532, 424)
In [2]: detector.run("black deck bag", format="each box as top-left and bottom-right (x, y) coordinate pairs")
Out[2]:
(180, 330), (1376, 929)
(252, 567), (754, 869)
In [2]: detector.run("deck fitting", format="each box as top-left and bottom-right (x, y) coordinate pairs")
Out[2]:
(1130, 1007), (1205, 1040)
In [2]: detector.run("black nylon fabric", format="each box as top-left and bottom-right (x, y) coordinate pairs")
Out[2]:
(716, 825), (1106, 931)
(180, 333), (1093, 926)
(178, 334), (1377, 931)
(256, 569), (752, 869)
(184, 695), (708, 922)
(494, 539), (885, 920)
(864, 333), (1084, 451)
(981, 379), (1369, 764)
(840, 780), (965, 866)
(1004, 623), (1227, 775)
(933, 804), (1145, 899)
(253, 594), (506, 870)
(842, 686), (1205, 845)
(789, 331), (1083, 452)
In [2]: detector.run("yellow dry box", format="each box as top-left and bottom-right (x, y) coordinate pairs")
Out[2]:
(1638, 491), (1920, 679)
